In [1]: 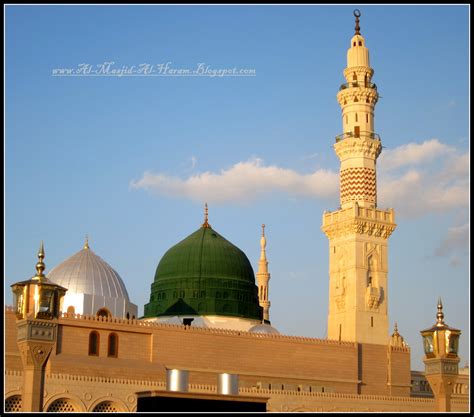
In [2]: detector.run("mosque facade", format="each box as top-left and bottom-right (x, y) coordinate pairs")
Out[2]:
(4, 11), (469, 413)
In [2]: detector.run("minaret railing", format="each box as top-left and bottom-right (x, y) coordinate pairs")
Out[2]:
(339, 81), (377, 91)
(335, 131), (380, 143)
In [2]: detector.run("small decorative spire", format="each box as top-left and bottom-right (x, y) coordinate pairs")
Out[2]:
(260, 224), (267, 260)
(354, 9), (361, 35)
(436, 297), (445, 326)
(390, 321), (407, 347)
(34, 241), (46, 279)
(84, 234), (90, 250)
(202, 203), (211, 228)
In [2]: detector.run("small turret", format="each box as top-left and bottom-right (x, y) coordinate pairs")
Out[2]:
(256, 224), (271, 323)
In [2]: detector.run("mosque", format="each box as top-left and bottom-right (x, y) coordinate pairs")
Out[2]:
(4, 10), (469, 413)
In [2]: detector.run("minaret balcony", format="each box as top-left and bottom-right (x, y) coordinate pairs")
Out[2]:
(335, 130), (380, 143)
(339, 81), (377, 91)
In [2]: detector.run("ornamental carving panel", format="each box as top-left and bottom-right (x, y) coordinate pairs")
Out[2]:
(322, 219), (396, 240)
(334, 138), (382, 160)
(366, 285), (380, 309)
(18, 342), (53, 368)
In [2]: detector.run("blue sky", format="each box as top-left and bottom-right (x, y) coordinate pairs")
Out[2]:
(5, 5), (469, 371)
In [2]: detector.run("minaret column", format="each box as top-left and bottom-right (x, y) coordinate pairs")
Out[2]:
(256, 224), (271, 323)
(322, 10), (396, 346)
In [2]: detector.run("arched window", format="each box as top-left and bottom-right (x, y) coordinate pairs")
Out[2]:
(96, 308), (111, 319)
(126, 312), (130, 320)
(355, 113), (358, 122)
(108, 333), (118, 358)
(89, 331), (100, 356)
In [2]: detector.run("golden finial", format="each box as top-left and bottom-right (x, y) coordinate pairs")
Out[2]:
(436, 297), (445, 326)
(202, 203), (211, 228)
(262, 224), (265, 237)
(34, 240), (46, 279)
(354, 9), (361, 35)
(84, 234), (89, 250)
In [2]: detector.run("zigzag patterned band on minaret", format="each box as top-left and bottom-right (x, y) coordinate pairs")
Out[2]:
(340, 167), (377, 206)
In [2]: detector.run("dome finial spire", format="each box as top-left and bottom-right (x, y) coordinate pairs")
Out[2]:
(34, 240), (46, 280)
(202, 203), (211, 228)
(354, 9), (361, 35)
(84, 234), (90, 250)
(436, 297), (445, 326)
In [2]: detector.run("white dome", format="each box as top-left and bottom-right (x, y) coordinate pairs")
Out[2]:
(48, 246), (129, 299)
(47, 244), (137, 318)
(248, 323), (280, 335)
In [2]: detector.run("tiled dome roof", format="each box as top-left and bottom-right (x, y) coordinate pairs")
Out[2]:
(144, 225), (262, 321)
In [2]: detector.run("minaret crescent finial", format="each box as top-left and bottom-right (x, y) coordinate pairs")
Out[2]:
(262, 224), (265, 237)
(354, 9), (361, 35)
(202, 203), (211, 228)
(84, 234), (89, 250)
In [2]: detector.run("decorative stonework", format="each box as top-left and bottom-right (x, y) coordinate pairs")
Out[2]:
(340, 167), (376, 206)
(343, 66), (374, 81)
(335, 295), (346, 311)
(425, 361), (459, 376)
(18, 342), (54, 369)
(334, 137), (382, 160)
(366, 285), (381, 309)
(337, 88), (379, 106)
(322, 218), (396, 240)
(17, 320), (57, 342)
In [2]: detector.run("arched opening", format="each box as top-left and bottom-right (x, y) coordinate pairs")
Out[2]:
(47, 398), (77, 412)
(96, 308), (111, 319)
(108, 333), (118, 358)
(92, 401), (121, 412)
(355, 113), (358, 122)
(89, 331), (100, 356)
(126, 312), (130, 320)
(5, 395), (22, 412)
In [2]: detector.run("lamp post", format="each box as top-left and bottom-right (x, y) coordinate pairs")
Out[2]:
(420, 298), (461, 412)
(10, 242), (67, 412)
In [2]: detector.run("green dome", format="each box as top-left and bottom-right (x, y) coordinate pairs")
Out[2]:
(144, 226), (263, 321)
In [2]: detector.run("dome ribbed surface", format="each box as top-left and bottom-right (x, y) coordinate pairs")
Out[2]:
(144, 226), (262, 320)
(47, 247), (131, 301)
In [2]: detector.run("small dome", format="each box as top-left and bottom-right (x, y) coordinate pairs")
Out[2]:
(248, 323), (280, 335)
(144, 225), (262, 321)
(48, 243), (137, 318)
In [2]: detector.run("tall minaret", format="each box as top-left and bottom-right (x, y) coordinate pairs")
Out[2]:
(256, 224), (271, 323)
(321, 10), (397, 345)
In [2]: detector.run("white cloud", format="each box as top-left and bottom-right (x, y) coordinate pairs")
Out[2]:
(378, 143), (469, 217)
(131, 139), (468, 218)
(190, 155), (197, 169)
(378, 139), (454, 171)
(131, 157), (339, 204)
